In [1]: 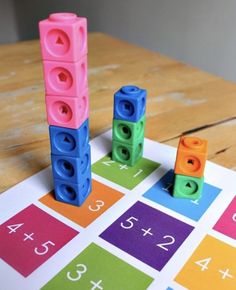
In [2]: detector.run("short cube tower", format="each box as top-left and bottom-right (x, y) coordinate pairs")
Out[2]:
(173, 136), (208, 200)
(112, 85), (147, 166)
(39, 12), (92, 206)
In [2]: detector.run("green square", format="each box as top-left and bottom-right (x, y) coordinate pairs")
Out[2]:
(92, 153), (160, 190)
(173, 174), (204, 200)
(41, 243), (153, 290)
(112, 115), (146, 145)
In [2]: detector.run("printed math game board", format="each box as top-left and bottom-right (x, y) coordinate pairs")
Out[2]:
(0, 130), (235, 290)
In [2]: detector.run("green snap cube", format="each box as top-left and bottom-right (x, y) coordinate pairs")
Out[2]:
(173, 174), (204, 200)
(112, 115), (146, 145)
(112, 138), (144, 166)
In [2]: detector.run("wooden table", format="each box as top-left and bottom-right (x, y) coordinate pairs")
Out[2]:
(1, 32), (236, 194)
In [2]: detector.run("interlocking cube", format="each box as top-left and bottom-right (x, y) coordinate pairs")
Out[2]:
(173, 174), (204, 200)
(174, 136), (208, 178)
(39, 13), (87, 62)
(43, 56), (87, 97)
(39, 12), (91, 207)
(113, 85), (146, 122)
(54, 165), (92, 206)
(51, 145), (91, 183)
(112, 115), (146, 145)
(45, 91), (89, 129)
(112, 137), (144, 166)
(49, 119), (89, 157)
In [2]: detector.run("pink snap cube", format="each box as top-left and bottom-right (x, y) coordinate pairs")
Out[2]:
(39, 13), (87, 62)
(43, 55), (87, 97)
(45, 89), (89, 129)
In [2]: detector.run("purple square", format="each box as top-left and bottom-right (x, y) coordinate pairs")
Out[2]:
(100, 201), (194, 271)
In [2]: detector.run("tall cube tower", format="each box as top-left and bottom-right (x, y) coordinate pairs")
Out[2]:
(39, 13), (92, 206)
(173, 136), (208, 200)
(112, 85), (147, 166)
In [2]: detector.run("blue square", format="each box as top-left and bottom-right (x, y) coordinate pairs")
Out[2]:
(49, 119), (89, 157)
(143, 170), (222, 221)
(54, 165), (92, 206)
(51, 145), (91, 184)
(113, 85), (146, 122)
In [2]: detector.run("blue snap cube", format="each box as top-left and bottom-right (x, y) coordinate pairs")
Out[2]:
(113, 85), (147, 122)
(51, 145), (91, 184)
(49, 119), (89, 157)
(54, 166), (92, 206)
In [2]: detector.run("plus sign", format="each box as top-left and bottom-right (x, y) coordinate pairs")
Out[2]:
(90, 280), (103, 290)
(23, 233), (34, 241)
(219, 268), (233, 279)
(141, 227), (153, 237)
(119, 164), (128, 170)
(191, 199), (200, 205)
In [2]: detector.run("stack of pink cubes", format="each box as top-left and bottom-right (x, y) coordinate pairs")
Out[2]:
(39, 12), (92, 206)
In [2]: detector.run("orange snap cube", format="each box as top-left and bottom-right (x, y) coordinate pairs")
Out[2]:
(174, 136), (208, 178)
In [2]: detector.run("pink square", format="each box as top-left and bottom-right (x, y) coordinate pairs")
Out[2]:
(45, 90), (89, 129)
(0, 204), (78, 276)
(43, 56), (87, 97)
(214, 196), (236, 240)
(39, 13), (87, 62)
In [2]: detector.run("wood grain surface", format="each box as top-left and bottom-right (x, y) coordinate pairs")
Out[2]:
(0, 32), (236, 194)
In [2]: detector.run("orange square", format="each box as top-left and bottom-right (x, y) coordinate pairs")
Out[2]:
(39, 179), (124, 227)
(174, 136), (208, 178)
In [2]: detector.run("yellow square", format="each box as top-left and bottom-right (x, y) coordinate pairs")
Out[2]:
(176, 235), (235, 290)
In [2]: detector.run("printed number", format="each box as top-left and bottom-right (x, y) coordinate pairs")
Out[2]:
(88, 200), (105, 212)
(34, 241), (55, 256)
(120, 216), (138, 229)
(232, 213), (236, 222)
(7, 223), (24, 234)
(102, 160), (115, 166)
(67, 264), (87, 282)
(162, 183), (173, 193)
(133, 169), (143, 178)
(195, 257), (212, 271)
(156, 235), (175, 251)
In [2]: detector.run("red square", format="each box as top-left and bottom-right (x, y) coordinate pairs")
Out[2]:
(214, 196), (236, 240)
(0, 204), (78, 277)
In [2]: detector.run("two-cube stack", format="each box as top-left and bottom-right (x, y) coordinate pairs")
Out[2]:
(39, 13), (91, 206)
(112, 85), (147, 166)
(173, 136), (208, 200)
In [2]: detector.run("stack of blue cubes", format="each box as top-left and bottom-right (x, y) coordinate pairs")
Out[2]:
(49, 121), (92, 206)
